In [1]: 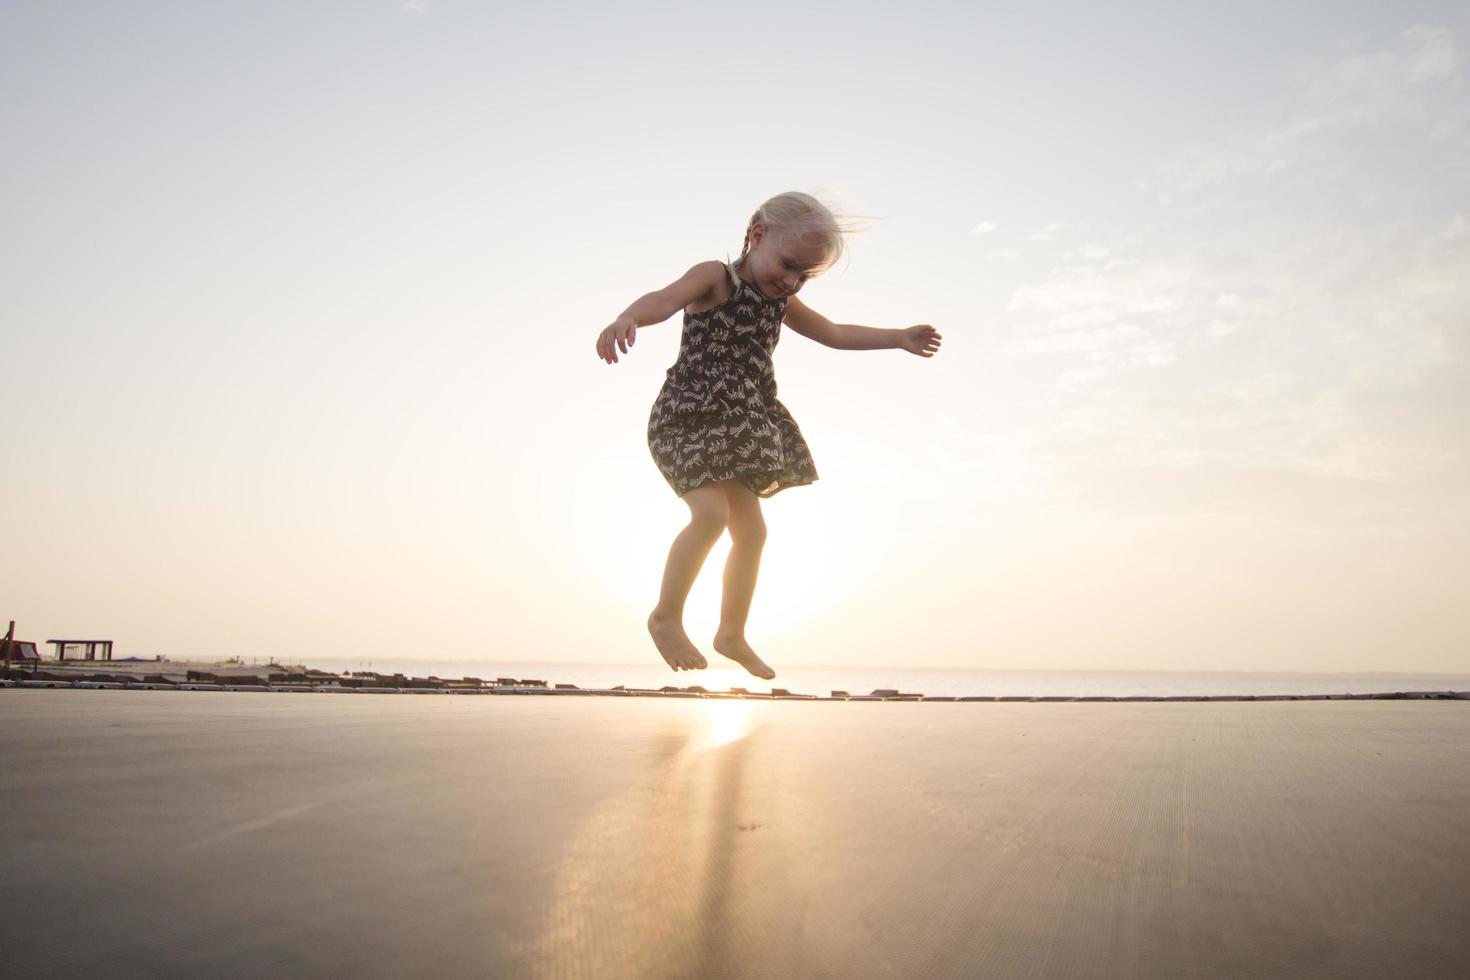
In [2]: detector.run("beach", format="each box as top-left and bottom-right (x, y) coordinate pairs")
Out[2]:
(2, 690), (1467, 978)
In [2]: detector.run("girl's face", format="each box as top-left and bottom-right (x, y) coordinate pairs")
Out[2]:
(741, 224), (831, 300)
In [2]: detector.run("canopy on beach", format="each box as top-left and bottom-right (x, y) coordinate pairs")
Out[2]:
(45, 639), (113, 661)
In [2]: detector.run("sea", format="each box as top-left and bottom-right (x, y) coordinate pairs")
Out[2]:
(296, 658), (1470, 699)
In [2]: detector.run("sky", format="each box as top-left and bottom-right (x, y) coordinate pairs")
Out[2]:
(2, 1), (1467, 672)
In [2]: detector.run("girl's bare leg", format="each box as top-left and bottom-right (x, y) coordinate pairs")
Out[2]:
(712, 479), (776, 680)
(647, 483), (727, 671)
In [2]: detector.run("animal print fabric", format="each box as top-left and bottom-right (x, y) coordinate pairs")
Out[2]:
(648, 262), (818, 498)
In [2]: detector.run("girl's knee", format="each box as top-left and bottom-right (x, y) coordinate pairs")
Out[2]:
(683, 488), (729, 537)
(720, 480), (765, 546)
(728, 514), (767, 548)
(688, 510), (727, 538)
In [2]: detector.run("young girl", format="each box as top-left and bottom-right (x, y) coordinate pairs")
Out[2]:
(595, 192), (942, 680)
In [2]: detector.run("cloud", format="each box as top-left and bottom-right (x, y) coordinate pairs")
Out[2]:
(1002, 253), (1210, 385)
(1150, 24), (1468, 199)
(1008, 216), (1470, 501)
(1012, 323), (1147, 355)
(969, 221), (997, 235)
(1302, 24), (1463, 107)
(995, 25), (1470, 514)
(1405, 24), (1463, 80)
(1008, 256), (1195, 332)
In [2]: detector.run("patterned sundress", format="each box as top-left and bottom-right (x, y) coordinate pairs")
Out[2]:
(647, 261), (819, 498)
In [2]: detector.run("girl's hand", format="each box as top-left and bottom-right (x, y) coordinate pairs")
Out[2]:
(900, 324), (942, 358)
(596, 315), (638, 364)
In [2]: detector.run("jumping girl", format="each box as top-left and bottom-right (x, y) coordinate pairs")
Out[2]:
(595, 192), (942, 679)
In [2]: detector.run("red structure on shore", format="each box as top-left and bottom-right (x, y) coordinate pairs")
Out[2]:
(2, 620), (41, 665)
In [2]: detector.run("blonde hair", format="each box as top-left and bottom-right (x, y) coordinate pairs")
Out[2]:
(737, 191), (850, 270)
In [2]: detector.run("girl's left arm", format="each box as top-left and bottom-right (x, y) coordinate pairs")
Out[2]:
(784, 296), (942, 357)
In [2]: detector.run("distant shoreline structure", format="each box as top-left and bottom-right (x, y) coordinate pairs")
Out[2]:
(4, 660), (1467, 703)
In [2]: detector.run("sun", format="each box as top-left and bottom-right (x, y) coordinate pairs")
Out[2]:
(595, 481), (867, 664)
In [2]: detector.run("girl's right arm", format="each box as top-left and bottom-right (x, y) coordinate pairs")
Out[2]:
(596, 261), (726, 364)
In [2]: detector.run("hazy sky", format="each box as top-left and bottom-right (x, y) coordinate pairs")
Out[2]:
(3, 1), (1467, 671)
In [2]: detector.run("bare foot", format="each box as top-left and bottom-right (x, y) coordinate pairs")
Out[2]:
(712, 631), (776, 680)
(648, 612), (708, 672)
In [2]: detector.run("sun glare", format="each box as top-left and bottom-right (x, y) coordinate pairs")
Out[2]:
(608, 492), (860, 646)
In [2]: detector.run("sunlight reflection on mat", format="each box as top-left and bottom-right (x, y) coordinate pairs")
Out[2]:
(526, 702), (766, 978)
(699, 699), (752, 750)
